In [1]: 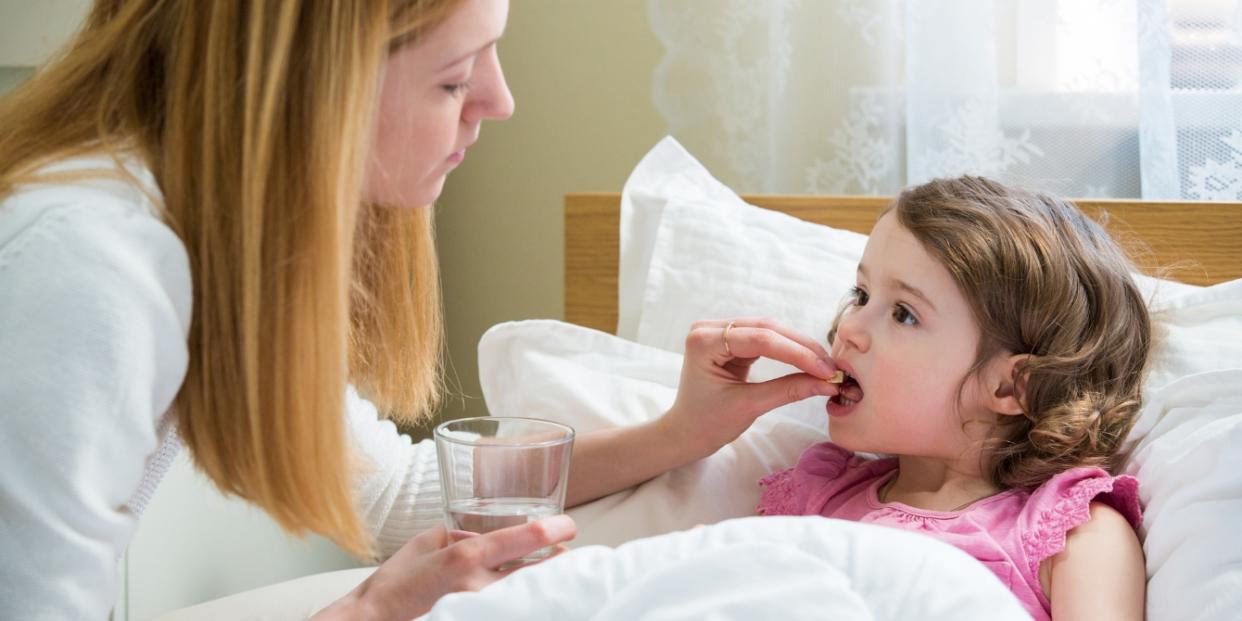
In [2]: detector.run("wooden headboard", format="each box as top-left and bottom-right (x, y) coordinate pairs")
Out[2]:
(564, 193), (1242, 334)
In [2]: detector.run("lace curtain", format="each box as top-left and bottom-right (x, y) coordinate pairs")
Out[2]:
(649, 0), (1242, 200)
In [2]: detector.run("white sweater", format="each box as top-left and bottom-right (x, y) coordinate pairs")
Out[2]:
(0, 157), (444, 620)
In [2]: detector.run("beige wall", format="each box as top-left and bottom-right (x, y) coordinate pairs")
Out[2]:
(0, 0), (89, 95)
(431, 1), (667, 427)
(0, 0), (91, 66)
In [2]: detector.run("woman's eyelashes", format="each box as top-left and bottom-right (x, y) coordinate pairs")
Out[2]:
(442, 79), (473, 96)
(849, 286), (919, 327)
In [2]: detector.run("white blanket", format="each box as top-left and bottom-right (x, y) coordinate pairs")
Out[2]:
(419, 516), (1029, 620)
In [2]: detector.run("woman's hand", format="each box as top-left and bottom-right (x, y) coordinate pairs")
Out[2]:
(315, 515), (576, 620)
(564, 317), (839, 508)
(663, 317), (840, 460)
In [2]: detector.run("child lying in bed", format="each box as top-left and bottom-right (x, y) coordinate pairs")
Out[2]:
(754, 176), (1147, 621)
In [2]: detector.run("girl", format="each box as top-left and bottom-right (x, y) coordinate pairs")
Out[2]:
(755, 177), (1148, 620)
(0, 0), (840, 618)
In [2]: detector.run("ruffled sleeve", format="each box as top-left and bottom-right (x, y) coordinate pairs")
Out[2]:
(1018, 467), (1142, 575)
(344, 386), (444, 558)
(756, 467), (804, 515)
(756, 442), (894, 516)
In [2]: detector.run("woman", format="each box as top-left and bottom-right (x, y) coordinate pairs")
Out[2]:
(0, 0), (842, 618)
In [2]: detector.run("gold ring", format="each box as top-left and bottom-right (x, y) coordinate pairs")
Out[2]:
(723, 321), (735, 357)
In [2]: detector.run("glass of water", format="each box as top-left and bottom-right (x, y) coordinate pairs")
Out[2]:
(433, 416), (575, 565)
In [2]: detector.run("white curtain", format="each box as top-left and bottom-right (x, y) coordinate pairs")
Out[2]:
(649, 0), (1242, 200)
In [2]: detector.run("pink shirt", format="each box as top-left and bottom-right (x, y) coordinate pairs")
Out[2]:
(756, 442), (1141, 621)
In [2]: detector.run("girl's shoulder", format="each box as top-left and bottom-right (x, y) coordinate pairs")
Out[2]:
(1017, 467), (1142, 571)
(756, 442), (896, 516)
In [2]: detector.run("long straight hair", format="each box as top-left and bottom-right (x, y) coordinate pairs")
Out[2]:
(0, 0), (462, 558)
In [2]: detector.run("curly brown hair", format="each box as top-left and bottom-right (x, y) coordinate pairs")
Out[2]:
(831, 176), (1152, 491)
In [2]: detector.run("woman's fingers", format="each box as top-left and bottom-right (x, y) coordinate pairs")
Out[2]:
(461, 514), (577, 570)
(691, 317), (832, 362)
(748, 372), (839, 414)
(328, 520), (576, 620)
(704, 323), (837, 380)
(448, 529), (480, 543)
(748, 317), (832, 361)
(495, 543), (573, 577)
(402, 524), (453, 556)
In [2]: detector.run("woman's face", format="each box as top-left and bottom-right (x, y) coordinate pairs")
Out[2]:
(363, 0), (514, 208)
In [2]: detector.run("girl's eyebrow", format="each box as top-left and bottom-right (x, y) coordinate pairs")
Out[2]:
(891, 278), (937, 313)
(857, 264), (938, 313)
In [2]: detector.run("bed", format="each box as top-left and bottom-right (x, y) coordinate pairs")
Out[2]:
(163, 138), (1242, 620)
(471, 137), (1242, 620)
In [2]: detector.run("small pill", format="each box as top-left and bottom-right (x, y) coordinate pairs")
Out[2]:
(826, 370), (845, 384)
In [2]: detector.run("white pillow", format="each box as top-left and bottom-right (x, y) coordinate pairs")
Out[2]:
(1124, 370), (1242, 621)
(1143, 277), (1242, 392)
(477, 320), (826, 548)
(617, 137), (754, 341)
(636, 199), (866, 383)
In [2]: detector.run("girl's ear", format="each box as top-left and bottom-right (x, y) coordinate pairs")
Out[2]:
(986, 353), (1030, 417)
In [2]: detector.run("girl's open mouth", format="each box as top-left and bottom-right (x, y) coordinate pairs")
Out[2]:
(830, 371), (864, 407)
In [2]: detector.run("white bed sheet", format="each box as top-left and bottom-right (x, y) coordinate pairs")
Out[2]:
(418, 516), (1029, 621)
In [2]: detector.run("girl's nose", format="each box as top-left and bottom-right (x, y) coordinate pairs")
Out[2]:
(464, 48), (514, 124)
(834, 308), (871, 354)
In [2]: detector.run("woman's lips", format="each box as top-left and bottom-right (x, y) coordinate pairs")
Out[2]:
(447, 150), (465, 165)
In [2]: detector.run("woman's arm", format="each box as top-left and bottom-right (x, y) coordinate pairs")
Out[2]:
(0, 198), (192, 618)
(345, 388), (448, 557)
(566, 318), (840, 507)
(1045, 501), (1146, 620)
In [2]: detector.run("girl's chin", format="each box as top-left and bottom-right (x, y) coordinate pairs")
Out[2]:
(823, 430), (876, 456)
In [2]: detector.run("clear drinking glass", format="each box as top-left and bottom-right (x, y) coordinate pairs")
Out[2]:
(434, 416), (575, 564)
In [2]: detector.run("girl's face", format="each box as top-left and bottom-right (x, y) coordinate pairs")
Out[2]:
(828, 212), (999, 461)
(363, 0), (514, 208)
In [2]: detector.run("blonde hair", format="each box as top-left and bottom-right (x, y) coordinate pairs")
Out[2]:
(830, 177), (1152, 491)
(0, 0), (463, 557)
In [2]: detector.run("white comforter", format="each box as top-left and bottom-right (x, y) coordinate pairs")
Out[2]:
(419, 516), (1030, 620)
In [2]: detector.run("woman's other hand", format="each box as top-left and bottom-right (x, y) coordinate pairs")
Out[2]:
(315, 515), (576, 620)
(664, 317), (839, 460)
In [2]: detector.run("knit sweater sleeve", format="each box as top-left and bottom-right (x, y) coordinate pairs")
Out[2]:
(344, 387), (444, 558)
(0, 188), (192, 619)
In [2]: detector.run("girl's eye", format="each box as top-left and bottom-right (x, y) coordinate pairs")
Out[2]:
(892, 304), (918, 326)
(849, 286), (869, 306)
